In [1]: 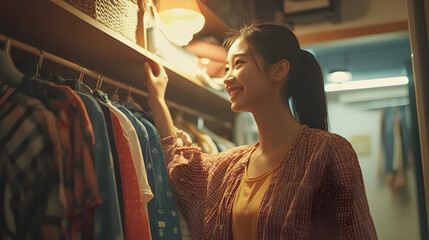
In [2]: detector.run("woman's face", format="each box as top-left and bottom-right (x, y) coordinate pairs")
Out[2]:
(223, 37), (273, 113)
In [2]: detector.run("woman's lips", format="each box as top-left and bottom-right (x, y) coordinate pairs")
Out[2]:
(228, 87), (243, 100)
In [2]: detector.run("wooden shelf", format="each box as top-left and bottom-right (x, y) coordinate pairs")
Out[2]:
(0, 0), (233, 124)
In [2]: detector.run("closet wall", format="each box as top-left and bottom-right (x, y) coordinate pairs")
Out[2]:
(0, 0), (234, 139)
(295, 0), (408, 45)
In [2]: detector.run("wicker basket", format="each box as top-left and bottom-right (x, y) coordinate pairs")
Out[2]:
(64, 0), (139, 42)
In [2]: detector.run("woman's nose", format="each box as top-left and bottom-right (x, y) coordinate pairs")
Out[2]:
(223, 75), (234, 85)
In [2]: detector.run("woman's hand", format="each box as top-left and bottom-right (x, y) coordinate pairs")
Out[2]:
(143, 60), (176, 138)
(144, 60), (168, 107)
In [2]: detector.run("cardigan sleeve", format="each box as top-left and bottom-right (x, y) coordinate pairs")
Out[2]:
(160, 132), (248, 238)
(328, 134), (378, 240)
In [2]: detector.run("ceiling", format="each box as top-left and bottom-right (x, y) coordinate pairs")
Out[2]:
(304, 31), (412, 83)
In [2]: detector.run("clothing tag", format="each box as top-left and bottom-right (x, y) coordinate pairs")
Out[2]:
(158, 221), (166, 228)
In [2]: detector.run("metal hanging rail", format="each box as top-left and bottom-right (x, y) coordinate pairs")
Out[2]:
(0, 34), (231, 129)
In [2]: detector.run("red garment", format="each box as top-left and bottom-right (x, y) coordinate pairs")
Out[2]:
(110, 109), (151, 240)
(161, 125), (377, 239)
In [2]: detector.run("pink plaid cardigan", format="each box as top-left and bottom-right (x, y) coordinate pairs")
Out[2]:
(161, 125), (377, 239)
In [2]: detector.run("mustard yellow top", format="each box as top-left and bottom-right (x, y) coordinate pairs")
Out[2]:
(232, 164), (278, 240)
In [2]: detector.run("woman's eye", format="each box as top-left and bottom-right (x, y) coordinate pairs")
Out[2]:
(235, 60), (244, 66)
(224, 60), (243, 73)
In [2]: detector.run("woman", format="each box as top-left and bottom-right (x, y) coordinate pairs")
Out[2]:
(143, 22), (377, 239)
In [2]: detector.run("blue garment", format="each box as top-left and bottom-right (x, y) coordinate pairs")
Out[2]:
(382, 106), (409, 173)
(382, 107), (395, 172)
(76, 93), (124, 240)
(134, 111), (182, 240)
(398, 105), (409, 168)
(93, 97), (125, 226)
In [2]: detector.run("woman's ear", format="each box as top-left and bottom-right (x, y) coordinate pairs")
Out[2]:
(271, 59), (290, 82)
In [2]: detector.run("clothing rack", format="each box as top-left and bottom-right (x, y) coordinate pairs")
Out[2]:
(0, 34), (232, 129)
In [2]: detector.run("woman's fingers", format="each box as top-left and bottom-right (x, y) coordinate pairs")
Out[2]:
(144, 60), (169, 102)
(148, 60), (161, 77)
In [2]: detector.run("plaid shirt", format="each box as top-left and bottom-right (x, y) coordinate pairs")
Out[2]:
(0, 83), (65, 239)
(161, 125), (377, 239)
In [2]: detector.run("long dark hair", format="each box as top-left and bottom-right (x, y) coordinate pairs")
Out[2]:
(224, 22), (328, 131)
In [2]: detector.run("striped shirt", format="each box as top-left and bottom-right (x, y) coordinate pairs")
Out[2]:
(161, 125), (377, 239)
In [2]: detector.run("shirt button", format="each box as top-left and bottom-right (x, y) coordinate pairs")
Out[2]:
(218, 224), (224, 230)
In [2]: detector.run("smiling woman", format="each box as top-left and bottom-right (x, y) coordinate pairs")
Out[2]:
(143, 22), (377, 239)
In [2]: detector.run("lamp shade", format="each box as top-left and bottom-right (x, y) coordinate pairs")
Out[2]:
(157, 0), (205, 37)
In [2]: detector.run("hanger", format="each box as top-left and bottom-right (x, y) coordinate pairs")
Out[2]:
(176, 116), (214, 153)
(119, 84), (154, 122)
(33, 51), (65, 84)
(125, 85), (144, 112)
(77, 67), (93, 94)
(110, 81), (120, 102)
(0, 38), (24, 86)
(35, 50), (44, 79)
(95, 74), (103, 91)
(173, 110), (212, 152)
(93, 74), (110, 102)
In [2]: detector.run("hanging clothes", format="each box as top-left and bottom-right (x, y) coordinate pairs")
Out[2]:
(134, 111), (183, 240)
(25, 78), (101, 240)
(103, 96), (153, 203)
(0, 82), (66, 239)
(2, 48), (240, 240)
(111, 101), (156, 239)
(175, 119), (218, 154)
(109, 106), (152, 240)
(76, 92), (124, 240)
(379, 106), (410, 196)
(91, 96), (125, 229)
(93, 90), (152, 240)
(201, 126), (236, 152)
(1, 46), (220, 240)
(2, 76), (102, 240)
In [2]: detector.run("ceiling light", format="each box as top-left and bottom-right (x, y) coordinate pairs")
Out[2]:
(325, 76), (409, 92)
(327, 71), (352, 83)
(157, 0), (205, 46)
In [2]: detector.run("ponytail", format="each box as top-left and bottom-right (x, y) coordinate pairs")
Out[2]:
(286, 50), (328, 131)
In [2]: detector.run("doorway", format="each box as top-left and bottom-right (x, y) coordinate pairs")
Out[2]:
(306, 32), (426, 239)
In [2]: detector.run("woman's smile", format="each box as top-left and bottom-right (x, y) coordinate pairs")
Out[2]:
(227, 87), (244, 100)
